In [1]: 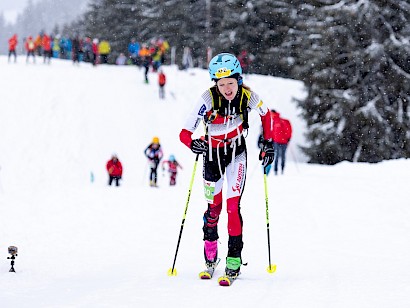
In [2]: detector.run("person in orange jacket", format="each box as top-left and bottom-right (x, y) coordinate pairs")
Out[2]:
(34, 34), (43, 56)
(106, 154), (123, 186)
(8, 34), (18, 63)
(139, 44), (151, 83)
(25, 36), (36, 63)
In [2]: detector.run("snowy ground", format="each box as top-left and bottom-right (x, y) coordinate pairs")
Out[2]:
(0, 56), (409, 307)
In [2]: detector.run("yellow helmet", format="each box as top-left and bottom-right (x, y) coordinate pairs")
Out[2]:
(152, 136), (159, 144)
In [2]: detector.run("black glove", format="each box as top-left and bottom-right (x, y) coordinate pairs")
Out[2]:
(190, 139), (208, 154)
(259, 140), (275, 167)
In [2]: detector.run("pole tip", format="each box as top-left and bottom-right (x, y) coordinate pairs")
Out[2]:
(167, 268), (178, 276)
(266, 264), (277, 274)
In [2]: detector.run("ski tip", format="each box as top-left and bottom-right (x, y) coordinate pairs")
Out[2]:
(266, 264), (277, 274)
(199, 272), (212, 279)
(167, 268), (178, 276)
(218, 276), (232, 286)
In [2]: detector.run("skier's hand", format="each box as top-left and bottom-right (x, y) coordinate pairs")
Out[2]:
(190, 139), (208, 154)
(259, 140), (274, 167)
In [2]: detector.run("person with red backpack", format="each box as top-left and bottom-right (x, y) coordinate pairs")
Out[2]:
(271, 110), (292, 175)
(158, 69), (166, 99)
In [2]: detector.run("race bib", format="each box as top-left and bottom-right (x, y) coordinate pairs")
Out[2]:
(204, 180), (215, 203)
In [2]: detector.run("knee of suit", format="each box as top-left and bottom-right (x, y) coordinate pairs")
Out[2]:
(203, 203), (222, 227)
(226, 197), (242, 236)
(213, 191), (223, 206)
(226, 197), (240, 214)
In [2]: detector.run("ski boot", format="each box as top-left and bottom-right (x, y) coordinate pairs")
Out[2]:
(218, 257), (241, 286)
(199, 240), (219, 279)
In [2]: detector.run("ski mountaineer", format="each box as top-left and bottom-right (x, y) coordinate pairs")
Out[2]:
(144, 137), (163, 187)
(179, 52), (275, 284)
(161, 154), (182, 186)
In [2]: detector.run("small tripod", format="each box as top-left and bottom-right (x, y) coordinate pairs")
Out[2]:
(7, 246), (18, 273)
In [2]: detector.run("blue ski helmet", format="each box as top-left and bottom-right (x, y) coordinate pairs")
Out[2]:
(169, 154), (175, 161)
(208, 53), (242, 81)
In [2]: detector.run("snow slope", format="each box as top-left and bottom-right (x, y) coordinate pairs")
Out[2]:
(0, 56), (409, 308)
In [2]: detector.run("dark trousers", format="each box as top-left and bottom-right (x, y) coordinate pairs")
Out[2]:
(26, 51), (35, 63)
(274, 142), (287, 174)
(100, 54), (109, 64)
(8, 50), (17, 62)
(159, 85), (165, 99)
(150, 166), (158, 183)
(108, 175), (121, 186)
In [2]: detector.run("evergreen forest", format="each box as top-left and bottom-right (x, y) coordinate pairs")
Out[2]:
(2, 0), (409, 164)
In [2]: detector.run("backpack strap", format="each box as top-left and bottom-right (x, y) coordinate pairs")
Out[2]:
(206, 86), (250, 129)
(240, 88), (251, 129)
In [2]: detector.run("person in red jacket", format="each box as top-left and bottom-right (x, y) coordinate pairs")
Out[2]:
(271, 110), (292, 175)
(158, 69), (166, 99)
(106, 154), (123, 186)
(8, 34), (18, 63)
(42, 33), (52, 64)
(179, 53), (275, 280)
(25, 36), (36, 63)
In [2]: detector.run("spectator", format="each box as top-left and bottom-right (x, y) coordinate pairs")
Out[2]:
(116, 53), (127, 65)
(92, 38), (99, 65)
(106, 154), (123, 186)
(98, 39), (111, 64)
(72, 36), (82, 64)
(25, 36), (36, 63)
(271, 110), (292, 175)
(182, 47), (193, 70)
(128, 38), (140, 65)
(42, 33), (52, 64)
(8, 34), (18, 63)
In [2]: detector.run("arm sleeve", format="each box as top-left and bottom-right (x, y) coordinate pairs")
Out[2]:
(248, 92), (273, 141)
(260, 111), (273, 141)
(179, 90), (211, 149)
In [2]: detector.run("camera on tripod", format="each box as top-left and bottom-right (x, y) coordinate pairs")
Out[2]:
(7, 246), (18, 272)
(8, 246), (18, 256)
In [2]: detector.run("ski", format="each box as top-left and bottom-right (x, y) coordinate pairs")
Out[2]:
(218, 272), (240, 286)
(199, 258), (220, 279)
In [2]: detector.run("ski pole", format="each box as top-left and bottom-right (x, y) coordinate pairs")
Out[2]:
(264, 167), (277, 274)
(168, 154), (200, 276)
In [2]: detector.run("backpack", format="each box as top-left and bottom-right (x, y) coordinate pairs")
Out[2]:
(159, 73), (166, 86)
(207, 86), (250, 129)
(273, 117), (292, 144)
(282, 119), (292, 141)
